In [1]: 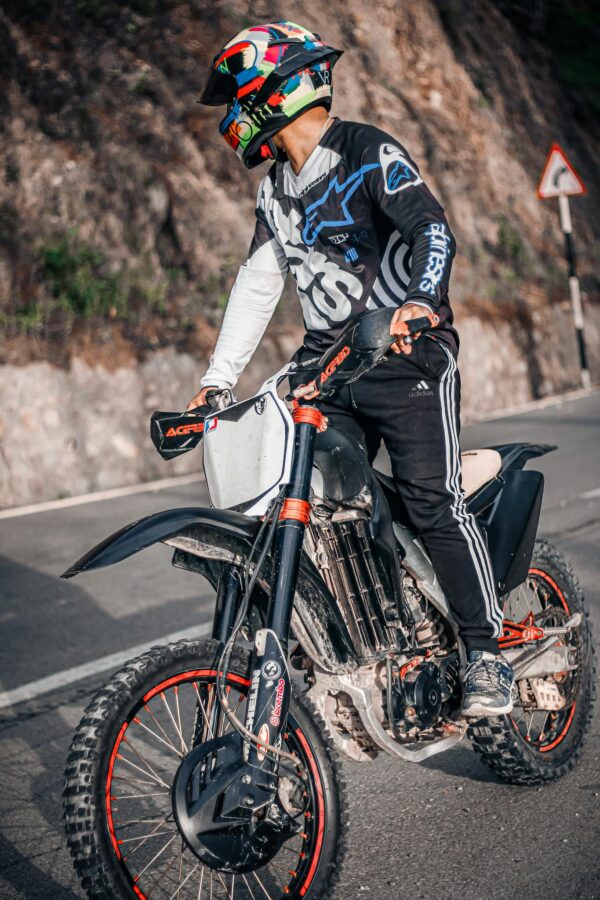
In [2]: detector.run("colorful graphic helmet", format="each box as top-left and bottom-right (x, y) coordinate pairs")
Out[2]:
(200, 22), (342, 169)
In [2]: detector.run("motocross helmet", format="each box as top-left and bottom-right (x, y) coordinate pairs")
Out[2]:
(200, 22), (342, 169)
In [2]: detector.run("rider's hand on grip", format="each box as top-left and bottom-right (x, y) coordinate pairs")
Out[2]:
(186, 386), (233, 412)
(390, 305), (440, 356)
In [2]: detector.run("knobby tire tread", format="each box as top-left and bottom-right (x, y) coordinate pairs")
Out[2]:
(467, 540), (596, 785)
(63, 638), (347, 900)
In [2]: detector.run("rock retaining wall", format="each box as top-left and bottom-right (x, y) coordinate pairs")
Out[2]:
(1, 305), (598, 509)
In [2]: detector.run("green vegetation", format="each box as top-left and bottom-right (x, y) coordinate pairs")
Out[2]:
(0, 231), (166, 336)
(496, 217), (531, 274)
(39, 233), (127, 318)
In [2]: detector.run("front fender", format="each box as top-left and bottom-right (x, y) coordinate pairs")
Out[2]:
(61, 506), (358, 674)
(61, 507), (258, 578)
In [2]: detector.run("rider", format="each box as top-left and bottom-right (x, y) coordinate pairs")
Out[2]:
(188, 22), (513, 717)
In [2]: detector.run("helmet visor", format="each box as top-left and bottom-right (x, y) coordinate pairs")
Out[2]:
(218, 100), (263, 159)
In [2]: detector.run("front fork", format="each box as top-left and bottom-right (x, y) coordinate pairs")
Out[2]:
(243, 407), (323, 774)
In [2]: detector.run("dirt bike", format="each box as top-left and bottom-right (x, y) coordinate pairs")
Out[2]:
(62, 310), (595, 900)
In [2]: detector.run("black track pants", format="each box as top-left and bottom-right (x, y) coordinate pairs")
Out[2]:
(311, 337), (504, 655)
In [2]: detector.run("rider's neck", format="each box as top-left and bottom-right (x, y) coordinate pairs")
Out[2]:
(272, 107), (332, 176)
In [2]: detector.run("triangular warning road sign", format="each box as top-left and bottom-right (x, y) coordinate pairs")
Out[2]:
(538, 143), (586, 199)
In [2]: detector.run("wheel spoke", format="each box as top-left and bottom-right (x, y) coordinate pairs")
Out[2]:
(192, 682), (215, 740)
(241, 874), (258, 900)
(197, 865), (205, 900)
(115, 791), (170, 801)
(119, 816), (171, 829)
(252, 870), (274, 899)
(112, 773), (161, 789)
(133, 832), (178, 880)
(161, 692), (189, 752)
(215, 871), (237, 899)
(168, 857), (197, 899)
(267, 859), (288, 890)
(174, 686), (188, 754)
(123, 735), (172, 788)
(122, 816), (171, 861)
(116, 752), (170, 789)
(134, 714), (183, 757)
(145, 703), (186, 755)
(141, 837), (184, 894)
(120, 830), (172, 845)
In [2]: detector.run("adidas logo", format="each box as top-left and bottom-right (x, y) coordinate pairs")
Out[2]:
(409, 379), (434, 398)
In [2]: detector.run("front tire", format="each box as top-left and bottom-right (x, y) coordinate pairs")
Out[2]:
(468, 539), (596, 784)
(63, 639), (346, 899)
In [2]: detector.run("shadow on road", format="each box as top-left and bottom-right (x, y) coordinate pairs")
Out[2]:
(0, 831), (81, 900)
(420, 744), (499, 783)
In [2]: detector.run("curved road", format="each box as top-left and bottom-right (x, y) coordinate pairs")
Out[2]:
(0, 391), (598, 899)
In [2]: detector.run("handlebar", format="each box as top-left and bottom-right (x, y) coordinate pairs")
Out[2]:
(151, 309), (438, 459)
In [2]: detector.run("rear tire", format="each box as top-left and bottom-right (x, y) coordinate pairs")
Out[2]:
(63, 638), (347, 899)
(468, 539), (595, 784)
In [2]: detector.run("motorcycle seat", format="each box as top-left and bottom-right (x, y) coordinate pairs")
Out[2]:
(460, 449), (502, 498)
(374, 448), (502, 504)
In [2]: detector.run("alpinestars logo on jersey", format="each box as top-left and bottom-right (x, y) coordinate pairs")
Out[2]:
(379, 143), (423, 194)
(409, 379), (434, 399)
(301, 163), (379, 246)
(419, 224), (451, 298)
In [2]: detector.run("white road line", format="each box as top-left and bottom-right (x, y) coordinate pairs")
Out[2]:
(581, 487), (600, 500)
(0, 622), (212, 710)
(0, 473), (205, 521)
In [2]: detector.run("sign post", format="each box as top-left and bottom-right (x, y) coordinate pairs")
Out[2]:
(537, 142), (589, 389)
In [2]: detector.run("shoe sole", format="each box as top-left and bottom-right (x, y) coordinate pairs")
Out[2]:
(463, 700), (513, 718)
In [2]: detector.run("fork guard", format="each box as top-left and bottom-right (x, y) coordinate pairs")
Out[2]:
(61, 507), (358, 674)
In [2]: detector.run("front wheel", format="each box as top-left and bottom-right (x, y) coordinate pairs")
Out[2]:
(468, 539), (596, 784)
(63, 639), (346, 899)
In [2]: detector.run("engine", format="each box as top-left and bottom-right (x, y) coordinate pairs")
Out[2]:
(384, 573), (461, 740)
(305, 509), (462, 749)
(393, 661), (444, 727)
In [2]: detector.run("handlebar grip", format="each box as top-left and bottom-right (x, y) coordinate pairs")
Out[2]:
(205, 388), (234, 411)
(406, 316), (432, 336)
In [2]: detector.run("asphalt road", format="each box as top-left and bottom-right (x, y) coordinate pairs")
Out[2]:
(1, 391), (599, 899)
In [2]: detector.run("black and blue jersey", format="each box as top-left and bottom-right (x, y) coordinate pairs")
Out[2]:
(202, 118), (457, 389)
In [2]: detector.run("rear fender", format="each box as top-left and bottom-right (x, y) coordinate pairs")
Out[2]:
(483, 469), (545, 595)
(61, 507), (358, 674)
(493, 442), (556, 473)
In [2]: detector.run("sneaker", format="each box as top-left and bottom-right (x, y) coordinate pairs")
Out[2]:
(462, 651), (514, 717)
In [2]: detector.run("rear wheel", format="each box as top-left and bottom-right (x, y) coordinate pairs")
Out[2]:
(64, 639), (346, 899)
(468, 539), (595, 784)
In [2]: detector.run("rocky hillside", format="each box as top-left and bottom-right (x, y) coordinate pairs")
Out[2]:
(0, 0), (598, 505)
(1, 0), (598, 363)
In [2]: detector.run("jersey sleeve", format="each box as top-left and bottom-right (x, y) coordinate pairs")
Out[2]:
(363, 136), (456, 312)
(201, 177), (289, 389)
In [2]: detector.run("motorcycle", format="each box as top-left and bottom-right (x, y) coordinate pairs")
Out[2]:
(63, 310), (595, 900)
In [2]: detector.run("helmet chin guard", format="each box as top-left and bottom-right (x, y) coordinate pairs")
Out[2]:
(200, 22), (342, 169)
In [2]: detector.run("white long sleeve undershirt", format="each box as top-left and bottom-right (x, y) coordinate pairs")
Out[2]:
(200, 237), (288, 390)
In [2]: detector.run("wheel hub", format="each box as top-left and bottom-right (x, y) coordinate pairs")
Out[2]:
(172, 732), (301, 873)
